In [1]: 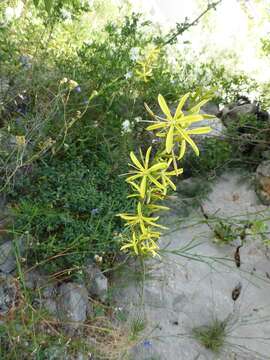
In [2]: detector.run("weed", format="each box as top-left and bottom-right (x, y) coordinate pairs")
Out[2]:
(129, 317), (146, 341)
(192, 318), (227, 353)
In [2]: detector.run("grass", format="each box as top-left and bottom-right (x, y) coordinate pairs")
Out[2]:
(129, 317), (146, 341)
(192, 318), (227, 353)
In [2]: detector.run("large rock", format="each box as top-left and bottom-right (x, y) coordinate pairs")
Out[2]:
(221, 103), (257, 126)
(256, 160), (270, 205)
(83, 262), (108, 302)
(0, 241), (16, 273)
(44, 345), (68, 360)
(0, 273), (17, 315)
(201, 102), (219, 116)
(190, 111), (224, 139)
(113, 173), (270, 360)
(0, 236), (26, 273)
(24, 269), (47, 290)
(57, 282), (91, 331)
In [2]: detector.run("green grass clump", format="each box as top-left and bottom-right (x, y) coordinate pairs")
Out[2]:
(192, 319), (227, 353)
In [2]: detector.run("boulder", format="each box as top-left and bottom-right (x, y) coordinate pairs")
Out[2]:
(44, 345), (68, 360)
(190, 111), (225, 139)
(0, 241), (16, 273)
(0, 273), (17, 315)
(0, 236), (26, 273)
(24, 269), (47, 290)
(83, 262), (108, 302)
(256, 160), (270, 205)
(57, 282), (91, 332)
(221, 103), (257, 126)
(201, 102), (219, 116)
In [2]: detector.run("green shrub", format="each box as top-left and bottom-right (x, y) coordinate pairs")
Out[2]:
(182, 137), (233, 178)
(10, 150), (132, 273)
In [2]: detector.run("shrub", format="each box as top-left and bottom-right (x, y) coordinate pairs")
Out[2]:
(10, 150), (132, 273)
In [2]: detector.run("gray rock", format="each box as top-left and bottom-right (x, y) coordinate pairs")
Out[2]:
(190, 112), (225, 139)
(0, 273), (17, 315)
(44, 345), (68, 360)
(43, 298), (58, 316)
(255, 160), (270, 205)
(130, 340), (161, 360)
(84, 262), (108, 302)
(57, 282), (91, 331)
(114, 173), (270, 360)
(201, 102), (219, 116)
(0, 241), (16, 273)
(222, 103), (257, 126)
(24, 269), (47, 290)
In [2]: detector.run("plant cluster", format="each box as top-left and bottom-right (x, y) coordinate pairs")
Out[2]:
(118, 93), (214, 257)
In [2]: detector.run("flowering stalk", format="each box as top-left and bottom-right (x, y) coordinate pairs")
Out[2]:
(118, 92), (214, 257)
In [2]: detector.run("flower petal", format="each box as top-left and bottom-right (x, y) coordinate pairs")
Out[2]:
(186, 126), (212, 135)
(158, 94), (172, 120)
(178, 139), (186, 159)
(174, 92), (190, 119)
(130, 151), (144, 171)
(166, 125), (174, 153)
(146, 122), (167, 131)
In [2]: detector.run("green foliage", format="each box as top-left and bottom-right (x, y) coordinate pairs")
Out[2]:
(192, 318), (227, 353)
(226, 113), (270, 168)
(213, 220), (237, 245)
(129, 317), (146, 341)
(10, 151), (132, 272)
(0, 301), (92, 360)
(183, 138), (233, 178)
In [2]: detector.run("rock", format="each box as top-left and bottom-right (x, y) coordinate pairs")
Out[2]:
(0, 241), (16, 273)
(0, 236), (27, 274)
(201, 102), (219, 116)
(256, 160), (270, 205)
(221, 103), (257, 126)
(190, 112), (225, 139)
(83, 262), (108, 302)
(262, 150), (270, 160)
(44, 345), (68, 360)
(57, 282), (91, 331)
(130, 340), (161, 360)
(43, 298), (58, 316)
(0, 273), (17, 315)
(24, 269), (47, 290)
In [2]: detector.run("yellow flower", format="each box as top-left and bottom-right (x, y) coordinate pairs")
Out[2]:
(145, 93), (213, 158)
(158, 158), (183, 193)
(118, 202), (167, 233)
(16, 135), (26, 146)
(126, 147), (167, 198)
(135, 47), (160, 82)
(120, 228), (161, 256)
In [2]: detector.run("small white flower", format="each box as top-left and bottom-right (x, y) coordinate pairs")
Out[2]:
(124, 71), (133, 79)
(94, 254), (103, 263)
(61, 8), (72, 21)
(130, 47), (140, 61)
(5, 1), (24, 21)
(121, 119), (132, 134)
(5, 7), (15, 21)
(60, 77), (68, 84)
(134, 116), (142, 123)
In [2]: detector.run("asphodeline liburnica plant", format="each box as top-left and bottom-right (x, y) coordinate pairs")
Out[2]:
(135, 47), (160, 82)
(118, 93), (214, 257)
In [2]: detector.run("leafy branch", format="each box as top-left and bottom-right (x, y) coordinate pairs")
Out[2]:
(161, 0), (222, 47)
